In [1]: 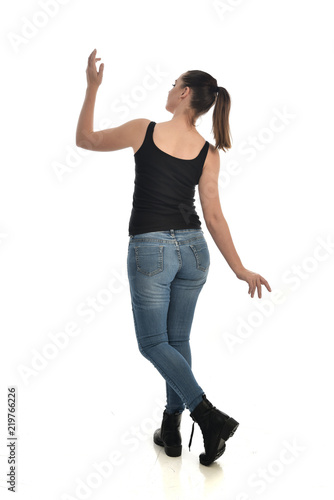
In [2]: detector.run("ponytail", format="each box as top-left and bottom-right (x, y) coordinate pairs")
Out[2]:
(212, 86), (232, 152)
(181, 70), (232, 152)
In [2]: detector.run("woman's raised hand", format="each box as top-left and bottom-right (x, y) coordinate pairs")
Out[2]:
(86, 49), (104, 88)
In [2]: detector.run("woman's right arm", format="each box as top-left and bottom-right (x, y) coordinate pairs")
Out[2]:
(198, 146), (245, 276)
(198, 146), (271, 298)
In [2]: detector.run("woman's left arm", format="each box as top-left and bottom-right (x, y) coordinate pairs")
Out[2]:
(76, 49), (144, 152)
(76, 49), (104, 149)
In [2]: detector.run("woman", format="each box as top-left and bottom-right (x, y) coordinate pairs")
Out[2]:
(76, 49), (271, 466)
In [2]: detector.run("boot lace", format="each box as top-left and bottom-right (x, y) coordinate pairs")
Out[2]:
(188, 422), (195, 451)
(188, 396), (216, 451)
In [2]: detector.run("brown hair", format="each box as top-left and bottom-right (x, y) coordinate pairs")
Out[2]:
(181, 70), (232, 152)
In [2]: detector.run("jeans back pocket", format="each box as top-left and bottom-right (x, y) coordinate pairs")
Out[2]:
(134, 245), (164, 276)
(189, 241), (210, 272)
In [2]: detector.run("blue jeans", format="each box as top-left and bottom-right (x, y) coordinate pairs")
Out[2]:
(127, 228), (210, 414)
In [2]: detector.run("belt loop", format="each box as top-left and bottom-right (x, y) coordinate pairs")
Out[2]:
(170, 229), (175, 237)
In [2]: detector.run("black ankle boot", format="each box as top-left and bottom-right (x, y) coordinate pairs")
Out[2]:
(153, 410), (182, 457)
(189, 394), (239, 466)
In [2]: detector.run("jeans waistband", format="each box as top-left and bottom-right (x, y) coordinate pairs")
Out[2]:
(129, 228), (205, 244)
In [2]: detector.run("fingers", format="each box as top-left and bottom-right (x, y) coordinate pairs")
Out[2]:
(88, 49), (101, 64)
(259, 276), (272, 294)
(249, 280), (260, 298)
(249, 275), (271, 298)
(88, 49), (96, 62)
(263, 279), (272, 292)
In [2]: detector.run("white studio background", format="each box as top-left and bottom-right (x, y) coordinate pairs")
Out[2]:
(0, 0), (333, 499)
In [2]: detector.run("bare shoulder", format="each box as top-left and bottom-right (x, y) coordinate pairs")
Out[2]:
(202, 142), (220, 172)
(131, 118), (152, 153)
(128, 117), (151, 140)
(134, 118), (152, 129)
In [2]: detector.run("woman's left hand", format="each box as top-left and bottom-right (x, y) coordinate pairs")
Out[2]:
(236, 268), (271, 298)
(86, 49), (104, 88)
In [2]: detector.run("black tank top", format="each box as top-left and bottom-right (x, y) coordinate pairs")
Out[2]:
(128, 121), (210, 236)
